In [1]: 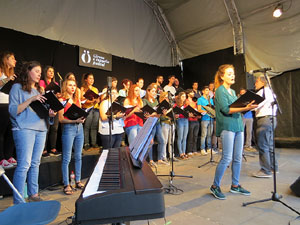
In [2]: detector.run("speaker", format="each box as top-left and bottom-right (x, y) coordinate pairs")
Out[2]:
(290, 176), (300, 197)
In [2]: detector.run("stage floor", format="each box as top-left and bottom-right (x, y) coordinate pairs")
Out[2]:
(1, 147), (300, 225)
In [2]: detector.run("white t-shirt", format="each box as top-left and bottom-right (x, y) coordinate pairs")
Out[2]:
(98, 100), (125, 135)
(0, 73), (9, 104)
(255, 87), (277, 117)
(163, 85), (176, 96)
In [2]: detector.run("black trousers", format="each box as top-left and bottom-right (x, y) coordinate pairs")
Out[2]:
(0, 104), (15, 160)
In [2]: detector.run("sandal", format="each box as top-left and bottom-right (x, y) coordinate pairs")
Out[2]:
(63, 185), (74, 195)
(76, 181), (85, 189)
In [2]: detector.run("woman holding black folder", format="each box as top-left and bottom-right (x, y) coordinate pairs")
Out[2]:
(58, 79), (85, 195)
(99, 87), (125, 149)
(39, 66), (61, 157)
(0, 51), (17, 169)
(80, 73), (100, 150)
(9, 61), (56, 204)
(210, 64), (258, 200)
(143, 84), (166, 167)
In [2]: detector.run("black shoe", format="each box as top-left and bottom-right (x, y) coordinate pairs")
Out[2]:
(42, 152), (50, 158)
(84, 144), (90, 151)
(92, 144), (99, 149)
(49, 149), (61, 156)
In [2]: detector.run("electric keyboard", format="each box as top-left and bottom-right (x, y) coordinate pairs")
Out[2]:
(75, 147), (165, 224)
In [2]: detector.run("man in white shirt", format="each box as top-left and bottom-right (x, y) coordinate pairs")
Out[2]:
(163, 75), (176, 96)
(252, 76), (278, 178)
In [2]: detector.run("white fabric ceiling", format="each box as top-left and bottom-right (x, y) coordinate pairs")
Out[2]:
(0, 0), (300, 73)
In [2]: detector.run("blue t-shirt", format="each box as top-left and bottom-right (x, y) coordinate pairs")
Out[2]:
(9, 83), (48, 131)
(243, 111), (253, 119)
(197, 96), (214, 121)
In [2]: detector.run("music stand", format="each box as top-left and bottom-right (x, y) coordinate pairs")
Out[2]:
(242, 70), (300, 216)
(157, 94), (193, 195)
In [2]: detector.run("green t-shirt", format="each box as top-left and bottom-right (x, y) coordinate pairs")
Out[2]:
(215, 85), (243, 137)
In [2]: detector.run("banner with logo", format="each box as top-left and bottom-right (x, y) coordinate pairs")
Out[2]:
(79, 47), (112, 71)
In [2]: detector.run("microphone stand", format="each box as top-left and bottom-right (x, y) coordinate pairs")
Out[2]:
(242, 71), (300, 216)
(198, 95), (218, 168)
(157, 93), (193, 195)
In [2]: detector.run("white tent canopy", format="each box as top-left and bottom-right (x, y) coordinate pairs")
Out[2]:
(1, 0), (300, 73)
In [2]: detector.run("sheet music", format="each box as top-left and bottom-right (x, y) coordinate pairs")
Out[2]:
(82, 150), (108, 198)
(129, 117), (158, 162)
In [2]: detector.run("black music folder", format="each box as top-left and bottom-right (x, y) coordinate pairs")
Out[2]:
(115, 96), (125, 104)
(83, 89), (99, 100)
(156, 100), (171, 114)
(45, 82), (61, 94)
(184, 105), (201, 116)
(30, 91), (64, 119)
(106, 102), (135, 116)
(173, 106), (188, 118)
(0, 80), (14, 95)
(230, 90), (265, 108)
(135, 104), (156, 120)
(64, 104), (89, 120)
(129, 117), (158, 168)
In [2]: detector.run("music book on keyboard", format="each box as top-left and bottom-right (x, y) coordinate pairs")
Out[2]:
(129, 117), (158, 168)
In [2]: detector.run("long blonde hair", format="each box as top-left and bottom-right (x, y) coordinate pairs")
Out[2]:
(214, 64), (234, 89)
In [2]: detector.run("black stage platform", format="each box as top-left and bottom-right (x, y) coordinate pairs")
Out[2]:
(0, 153), (99, 196)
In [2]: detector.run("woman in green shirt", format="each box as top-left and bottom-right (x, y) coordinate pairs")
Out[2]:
(210, 64), (257, 200)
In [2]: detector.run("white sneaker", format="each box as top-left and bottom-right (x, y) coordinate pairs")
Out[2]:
(200, 149), (207, 156)
(207, 149), (216, 155)
(0, 159), (14, 169)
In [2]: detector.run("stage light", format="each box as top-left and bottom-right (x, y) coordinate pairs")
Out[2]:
(273, 4), (283, 18)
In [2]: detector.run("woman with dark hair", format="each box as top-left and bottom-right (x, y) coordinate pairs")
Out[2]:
(9, 61), (56, 204)
(0, 51), (17, 168)
(58, 79), (85, 195)
(119, 79), (132, 97)
(99, 87), (125, 149)
(80, 73), (100, 150)
(123, 84), (143, 145)
(210, 64), (257, 200)
(39, 66), (61, 157)
(174, 91), (189, 159)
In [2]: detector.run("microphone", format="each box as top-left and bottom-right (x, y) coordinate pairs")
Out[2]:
(107, 76), (112, 88)
(249, 68), (272, 74)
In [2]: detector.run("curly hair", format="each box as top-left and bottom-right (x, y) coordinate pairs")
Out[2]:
(16, 61), (42, 93)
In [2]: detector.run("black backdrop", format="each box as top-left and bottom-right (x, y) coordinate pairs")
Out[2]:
(182, 47), (246, 92)
(0, 27), (181, 90)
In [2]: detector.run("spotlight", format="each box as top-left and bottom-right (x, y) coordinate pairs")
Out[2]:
(273, 4), (283, 18)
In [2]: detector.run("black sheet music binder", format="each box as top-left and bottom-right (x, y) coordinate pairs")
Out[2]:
(0, 80), (14, 95)
(83, 89), (100, 100)
(30, 91), (64, 119)
(173, 106), (189, 118)
(184, 105), (201, 116)
(230, 90), (265, 108)
(106, 102), (135, 116)
(129, 117), (158, 168)
(45, 82), (61, 94)
(156, 99), (171, 114)
(63, 104), (89, 120)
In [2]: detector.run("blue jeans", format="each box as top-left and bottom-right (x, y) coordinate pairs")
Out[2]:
(148, 123), (165, 161)
(83, 108), (99, 146)
(61, 123), (84, 186)
(200, 120), (213, 150)
(256, 116), (278, 174)
(100, 133), (123, 149)
(125, 125), (142, 145)
(213, 130), (244, 187)
(12, 129), (47, 204)
(176, 118), (189, 155)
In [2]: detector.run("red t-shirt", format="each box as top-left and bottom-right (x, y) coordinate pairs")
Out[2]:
(185, 99), (198, 121)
